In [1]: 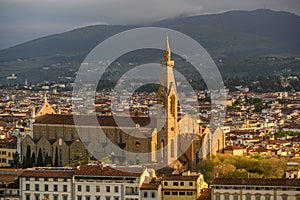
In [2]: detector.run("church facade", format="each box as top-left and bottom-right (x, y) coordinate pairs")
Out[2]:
(21, 37), (225, 170)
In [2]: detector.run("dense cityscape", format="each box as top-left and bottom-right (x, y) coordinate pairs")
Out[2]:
(1, 57), (300, 199)
(1, 1), (300, 200)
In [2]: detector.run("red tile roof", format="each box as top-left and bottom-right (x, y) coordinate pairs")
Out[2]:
(34, 114), (156, 128)
(162, 174), (200, 181)
(211, 178), (300, 187)
(74, 165), (144, 177)
(140, 179), (160, 190)
(0, 136), (17, 145)
(20, 168), (74, 178)
(198, 188), (211, 200)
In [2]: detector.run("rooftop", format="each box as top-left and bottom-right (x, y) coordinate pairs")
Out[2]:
(74, 165), (144, 177)
(162, 174), (201, 181)
(20, 168), (75, 178)
(34, 114), (155, 128)
(211, 178), (300, 187)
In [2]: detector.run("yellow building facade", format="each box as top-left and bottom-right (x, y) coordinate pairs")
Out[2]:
(161, 172), (208, 200)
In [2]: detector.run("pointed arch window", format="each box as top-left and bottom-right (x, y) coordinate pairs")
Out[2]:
(170, 95), (176, 117)
(195, 151), (200, 164)
(160, 140), (165, 158)
(170, 139), (175, 158)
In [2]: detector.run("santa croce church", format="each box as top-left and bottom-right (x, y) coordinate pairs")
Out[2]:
(21, 36), (225, 170)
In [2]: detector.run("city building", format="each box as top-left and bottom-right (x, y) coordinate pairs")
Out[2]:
(2, 181), (20, 200)
(140, 179), (161, 200)
(21, 36), (225, 170)
(0, 136), (17, 167)
(210, 178), (300, 200)
(161, 171), (208, 200)
(74, 165), (156, 200)
(19, 168), (74, 200)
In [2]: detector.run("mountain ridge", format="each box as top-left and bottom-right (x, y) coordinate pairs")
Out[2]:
(1, 9), (300, 83)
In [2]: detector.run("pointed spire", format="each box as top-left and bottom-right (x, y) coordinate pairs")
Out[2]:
(165, 33), (170, 52)
(44, 94), (48, 103)
(164, 34), (171, 61)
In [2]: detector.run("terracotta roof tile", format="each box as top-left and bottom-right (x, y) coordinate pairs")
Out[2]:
(211, 178), (300, 187)
(0, 136), (17, 145)
(74, 165), (143, 177)
(34, 114), (156, 128)
(162, 174), (200, 181)
(20, 169), (74, 178)
(140, 180), (160, 190)
(198, 188), (211, 200)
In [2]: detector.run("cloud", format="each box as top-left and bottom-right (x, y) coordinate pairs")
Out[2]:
(0, 0), (299, 49)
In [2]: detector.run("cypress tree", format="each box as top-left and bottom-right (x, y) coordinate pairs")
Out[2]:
(44, 153), (53, 167)
(25, 145), (32, 168)
(37, 148), (44, 167)
(22, 156), (26, 168)
(48, 156), (53, 167)
(31, 152), (36, 167)
(11, 151), (20, 168)
(54, 147), (59, 167)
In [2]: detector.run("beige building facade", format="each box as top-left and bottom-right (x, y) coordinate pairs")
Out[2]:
(21, 37), (225, 169)
(161, 171), (208, 200)
(211, 178), (300, 200)
(0, 137), (17, 167)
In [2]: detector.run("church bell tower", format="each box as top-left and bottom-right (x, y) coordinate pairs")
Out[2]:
(157, 35), (178, 164)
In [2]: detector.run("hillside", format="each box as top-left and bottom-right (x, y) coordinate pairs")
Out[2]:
(1, 9), (300, 83)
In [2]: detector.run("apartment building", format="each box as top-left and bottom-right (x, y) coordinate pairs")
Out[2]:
(73, 165), (156, 200)
(211, 178), (300, 200)
(19, 168), (74, 200)
(2, 181), (20, 200)
(161, 171), (208, 200)
(140, 179), (161, 200)
(0, 137), (17, 167)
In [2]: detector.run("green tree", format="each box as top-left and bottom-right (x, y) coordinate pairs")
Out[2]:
(11, 151), (21, 168)
(216, 163), (236, 177)
(230, 169), (248, 178)
(252, 98), (264, 112)
(22, 156), (26, 168)
(197, 158), (216, 184)
(259, 158), (287, 178)
(252, 153), (263, 160)
(44, 153), (53, 167)
(37, 148), (44, 167)
(70, 153), (90, 167)
(54, 147), (59, 167)
(197, 154), (288, 182)
(25, 145), (32, 168)
(100, 155), (112, 164)
(31, 152), (36, 167)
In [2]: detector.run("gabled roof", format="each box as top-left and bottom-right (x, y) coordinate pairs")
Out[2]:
(34, 114), (156, 128)
(35, 96), (56, 117)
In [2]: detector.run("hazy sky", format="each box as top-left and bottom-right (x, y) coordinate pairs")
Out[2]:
(0, 0), (300, 50)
